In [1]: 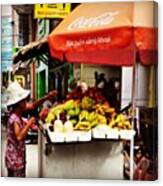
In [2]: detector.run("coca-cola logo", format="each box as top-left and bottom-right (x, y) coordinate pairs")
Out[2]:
(68, 11), (119, 30)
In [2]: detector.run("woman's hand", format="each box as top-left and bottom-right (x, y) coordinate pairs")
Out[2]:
(28, 117), (36, 127)
(14, 117), (36, 141)
(46, 90), (58, 100)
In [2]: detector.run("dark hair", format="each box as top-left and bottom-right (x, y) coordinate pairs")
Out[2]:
(7, 98), (27, 112)
(135, 147), (145, 156)
(7, 102), (20, 112)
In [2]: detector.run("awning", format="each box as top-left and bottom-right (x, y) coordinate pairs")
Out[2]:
(13, 37), (49, 64)
(12, 37), (69, 74)
(12, 37), (49, 73)
(48, 2), (158, 66)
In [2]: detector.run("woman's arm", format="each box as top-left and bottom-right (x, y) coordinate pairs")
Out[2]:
(14, 117), (35, 141)
(25, 90), (57, 112)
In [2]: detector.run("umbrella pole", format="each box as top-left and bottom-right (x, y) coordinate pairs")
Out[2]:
(80, 63), (84, 81)
(129, 52), (137, 180)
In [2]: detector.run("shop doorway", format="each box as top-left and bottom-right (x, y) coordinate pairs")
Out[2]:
(36, 70), (46, 99)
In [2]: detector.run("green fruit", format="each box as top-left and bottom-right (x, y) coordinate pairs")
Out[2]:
(75, 107), (80, 115)
(53, 109), (63, 117)
(64, 100), (75, 110)
(45, 113), (55, 123)
(51, 104), (64, 116)
(68, 110), (76, 117)
(70, 119), (77, 125)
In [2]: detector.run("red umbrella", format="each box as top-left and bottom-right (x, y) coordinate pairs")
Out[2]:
(134, 2), (158, 65)
(48, 2), (158, 66)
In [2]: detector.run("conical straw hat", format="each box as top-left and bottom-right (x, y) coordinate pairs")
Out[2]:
(5, 81), (30, 107)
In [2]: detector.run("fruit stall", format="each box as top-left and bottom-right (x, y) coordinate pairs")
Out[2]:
(12, 2), (157, 179)
(37, 2), (157, 179)
(39, 86), (135, 179)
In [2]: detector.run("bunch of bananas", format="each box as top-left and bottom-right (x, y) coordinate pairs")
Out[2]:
(74, 121), (91, 131)
(45, 104), (64, 123)
(87, 112), (97, 122)
(81, 96), (94, 110)
(79, 110), (89, 121)
(68, 106), (80, 117)
(96, 114), (107, 124)
(51, 104), (64, 116)
(108, 114), (131, 130)
(64, 99), (76, 111)
(45, 112), (55, 123)
(45, 89), (131, 133)
(94, 104), (115, 115)
(75, 110), (107, 130)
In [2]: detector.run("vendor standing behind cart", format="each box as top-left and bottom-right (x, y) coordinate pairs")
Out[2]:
(5, 81), (57, 177)
(95, 72), (120, 109)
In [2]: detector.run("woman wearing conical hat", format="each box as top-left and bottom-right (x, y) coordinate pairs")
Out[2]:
(4, 81), (57, 177)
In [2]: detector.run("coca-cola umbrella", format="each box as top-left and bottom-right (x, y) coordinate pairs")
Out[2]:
(48, 1), (158, 180)
(48, 2), (158, 66)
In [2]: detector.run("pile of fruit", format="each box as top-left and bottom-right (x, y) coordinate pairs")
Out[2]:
(44, 87), (132, 132)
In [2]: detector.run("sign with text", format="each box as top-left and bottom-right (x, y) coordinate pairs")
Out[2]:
(34, 4), (71, 19)
(2, 60), (13, 71)
(1, 17), (12, 36)
(14, 75), (25, 88)
(2, 16), (13, 72)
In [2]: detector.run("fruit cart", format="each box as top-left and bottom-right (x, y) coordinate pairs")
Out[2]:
(39, 2), (157, 180)
(38, 87), (136, 179)
(12, 2), (157, 180)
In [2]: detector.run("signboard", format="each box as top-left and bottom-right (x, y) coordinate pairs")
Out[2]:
(1, 16), (13, 72)
(1, 51), (13, 59)
(2, 60), (13, 71)
(1, 37), (13, 47)
(1, 17), (12, 36)
(34, 4), (71, 19)
(14, 75), (25, 88)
